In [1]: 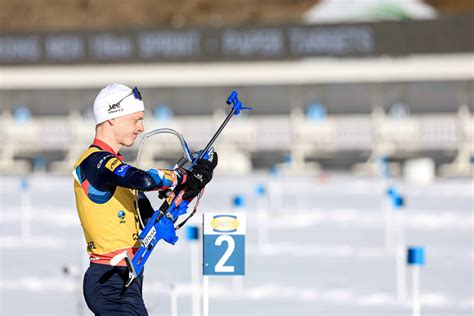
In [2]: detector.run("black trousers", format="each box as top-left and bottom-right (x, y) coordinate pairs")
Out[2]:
(83, 263), (148, 316)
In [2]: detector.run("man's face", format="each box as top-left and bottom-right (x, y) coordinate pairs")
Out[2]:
(114, 111), (145, 147)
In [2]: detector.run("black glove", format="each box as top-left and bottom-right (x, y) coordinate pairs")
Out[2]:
(182, 152), (218, 200)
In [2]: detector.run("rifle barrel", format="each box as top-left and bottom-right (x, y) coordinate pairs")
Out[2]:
(195, 107), (236, 162)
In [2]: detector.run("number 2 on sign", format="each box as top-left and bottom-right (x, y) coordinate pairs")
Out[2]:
(214, 235), (235, 272)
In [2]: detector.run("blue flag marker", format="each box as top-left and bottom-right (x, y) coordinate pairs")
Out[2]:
(407, 247), (425, 266)
(233, 195), (245, 209)
(186, 225), (199, 241)
(386, 186), (397, 197)
(256, 184), (266, 197)
(20, 178), (29, 191)
(407, 246), (425, 316)
(391, 195), (405, 209)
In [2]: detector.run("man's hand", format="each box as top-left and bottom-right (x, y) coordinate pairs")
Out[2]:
(182, 152), (218, 200)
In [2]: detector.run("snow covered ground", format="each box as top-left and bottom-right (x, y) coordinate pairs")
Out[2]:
(0, 173), (472, 315)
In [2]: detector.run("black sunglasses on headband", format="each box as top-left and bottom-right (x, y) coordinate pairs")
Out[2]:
(111, 86), (142, 108)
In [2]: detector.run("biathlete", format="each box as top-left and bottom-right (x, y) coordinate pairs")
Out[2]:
(73, 83), (217, 315)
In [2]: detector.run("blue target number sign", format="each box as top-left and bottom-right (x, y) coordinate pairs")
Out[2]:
(203, 213), (246, 276)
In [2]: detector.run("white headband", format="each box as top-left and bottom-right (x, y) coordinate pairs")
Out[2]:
(93, 83), (145, 124)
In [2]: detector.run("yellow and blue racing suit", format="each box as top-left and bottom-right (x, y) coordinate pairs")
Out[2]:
(73, 138), (186, 266)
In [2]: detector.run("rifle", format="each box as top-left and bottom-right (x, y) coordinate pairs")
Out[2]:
(112, 91), (251, 287)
